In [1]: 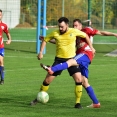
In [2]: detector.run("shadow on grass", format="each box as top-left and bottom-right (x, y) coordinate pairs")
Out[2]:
(5, 47), (36, 54)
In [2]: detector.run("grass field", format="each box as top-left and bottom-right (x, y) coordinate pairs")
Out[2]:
(0, 41), (117, 117)
(3, 28), (117, 44)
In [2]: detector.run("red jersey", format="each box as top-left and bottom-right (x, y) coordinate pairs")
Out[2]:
(0, 21), (9, 48)
(76, 27), (98, 61)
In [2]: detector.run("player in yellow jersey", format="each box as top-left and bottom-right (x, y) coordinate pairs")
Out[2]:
(30, 17), (95, 108)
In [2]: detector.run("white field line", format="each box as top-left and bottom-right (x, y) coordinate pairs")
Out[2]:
(4, 40), (36, 42)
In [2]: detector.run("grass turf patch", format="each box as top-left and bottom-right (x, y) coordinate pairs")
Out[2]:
(0, 42), (117, 117)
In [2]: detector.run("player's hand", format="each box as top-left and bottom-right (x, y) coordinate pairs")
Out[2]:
(114, 34), (117, 38)
(39, 36), (44, 41)
(37, 52), (43, 60)
(6, 40), (11, 45)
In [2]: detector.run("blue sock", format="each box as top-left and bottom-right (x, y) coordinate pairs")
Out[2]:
(0, 66), (4, 81)
(85, 86), (99, 104)
(51, 62), (68, 72)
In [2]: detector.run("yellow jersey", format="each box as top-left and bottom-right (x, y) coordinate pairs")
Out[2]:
(44, 28), (86, 58)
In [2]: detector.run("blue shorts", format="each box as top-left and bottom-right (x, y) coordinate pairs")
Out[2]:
(0, 48), (5, 57)
(74, 53), (90, 78)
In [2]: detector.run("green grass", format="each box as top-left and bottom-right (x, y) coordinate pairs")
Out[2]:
(0, 42), (117, 117)
(3, 28), (117, 43)
(4, 28), (55, 41)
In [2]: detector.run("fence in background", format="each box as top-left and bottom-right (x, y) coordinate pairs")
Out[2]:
(1, 0), (117, 29)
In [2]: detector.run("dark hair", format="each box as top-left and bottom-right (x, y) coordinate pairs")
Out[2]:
(73, 19), (82, 24)
(0, 9), (2, 12)
(58, 17), (69, 24)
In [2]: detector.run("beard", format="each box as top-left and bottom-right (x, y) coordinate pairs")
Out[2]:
(59, 27), (68, 34)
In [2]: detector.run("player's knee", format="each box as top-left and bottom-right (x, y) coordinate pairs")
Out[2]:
(67, 59), (77, 67)
(0, 59), (3, 66)
(82, 78), (90, 88)
(75, 77), (82, 83)
(0, 62), (3, 66)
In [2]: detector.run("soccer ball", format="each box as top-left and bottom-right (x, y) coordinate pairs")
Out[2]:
(37, 91), (49, 104)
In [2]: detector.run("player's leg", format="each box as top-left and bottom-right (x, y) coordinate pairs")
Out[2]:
(31, 57), (63, 105)
(79, 55), (100, 108)
(40, 57), (65, 92)
(40, 54), (88, 75)
(31, 70), (63, 106)
(40, 58), (78, 75)
(40, 73), (55, 92)
(68, 66), (82, 109)
(30, 74), (56, 105)
(0, 48), (5, 85)
(49, 53), (86, 73)
(82, 76), (100, 108)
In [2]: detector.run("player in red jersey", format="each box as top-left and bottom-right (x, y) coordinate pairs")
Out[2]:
(40, 19), (117, 108)
(0, 9), (11, 84)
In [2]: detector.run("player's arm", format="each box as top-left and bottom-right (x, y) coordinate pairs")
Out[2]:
(37, 40), (47, 60)
(49, 39), (56, 44)
(38, 32), (55, 60)
(4, 25), (11, 44)
(6, 32), (11, 44)
(39, 36), (56, 44)
(96, 31), (117, 37)
(85, 34), (96, 55)
(76, 29), (96, 55)
(38, 39), (55, 60)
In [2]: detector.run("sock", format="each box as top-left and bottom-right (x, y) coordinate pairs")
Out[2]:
(75, 82), (82, 104)
(51, 62), (68, 72)
(40, 82), (49, 92)
(85, 86), (99, 104)
(0, 66), (4, 81)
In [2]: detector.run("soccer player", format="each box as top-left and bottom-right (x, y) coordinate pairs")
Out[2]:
(41, 19), (117, 108)
(0, 9), (11, 85)
(31, 17), (95, 108)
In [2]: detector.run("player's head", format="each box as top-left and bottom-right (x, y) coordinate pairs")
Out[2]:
(0, 9), (3, 21)
(73, 19), (82, 30)
(58, 17), (69, 34)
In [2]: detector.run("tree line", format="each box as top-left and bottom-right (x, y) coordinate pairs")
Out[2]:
(20, 0), (117, 28)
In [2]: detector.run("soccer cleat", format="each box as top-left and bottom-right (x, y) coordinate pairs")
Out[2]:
(87, 103), (100, 108)
(40, 63), (54, 75)
(74, 103), (83, 109)
(30, 98), (38, 106)
(0, 80), (4, 85)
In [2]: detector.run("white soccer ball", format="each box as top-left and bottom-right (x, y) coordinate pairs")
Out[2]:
(37, 91), (49, 104)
